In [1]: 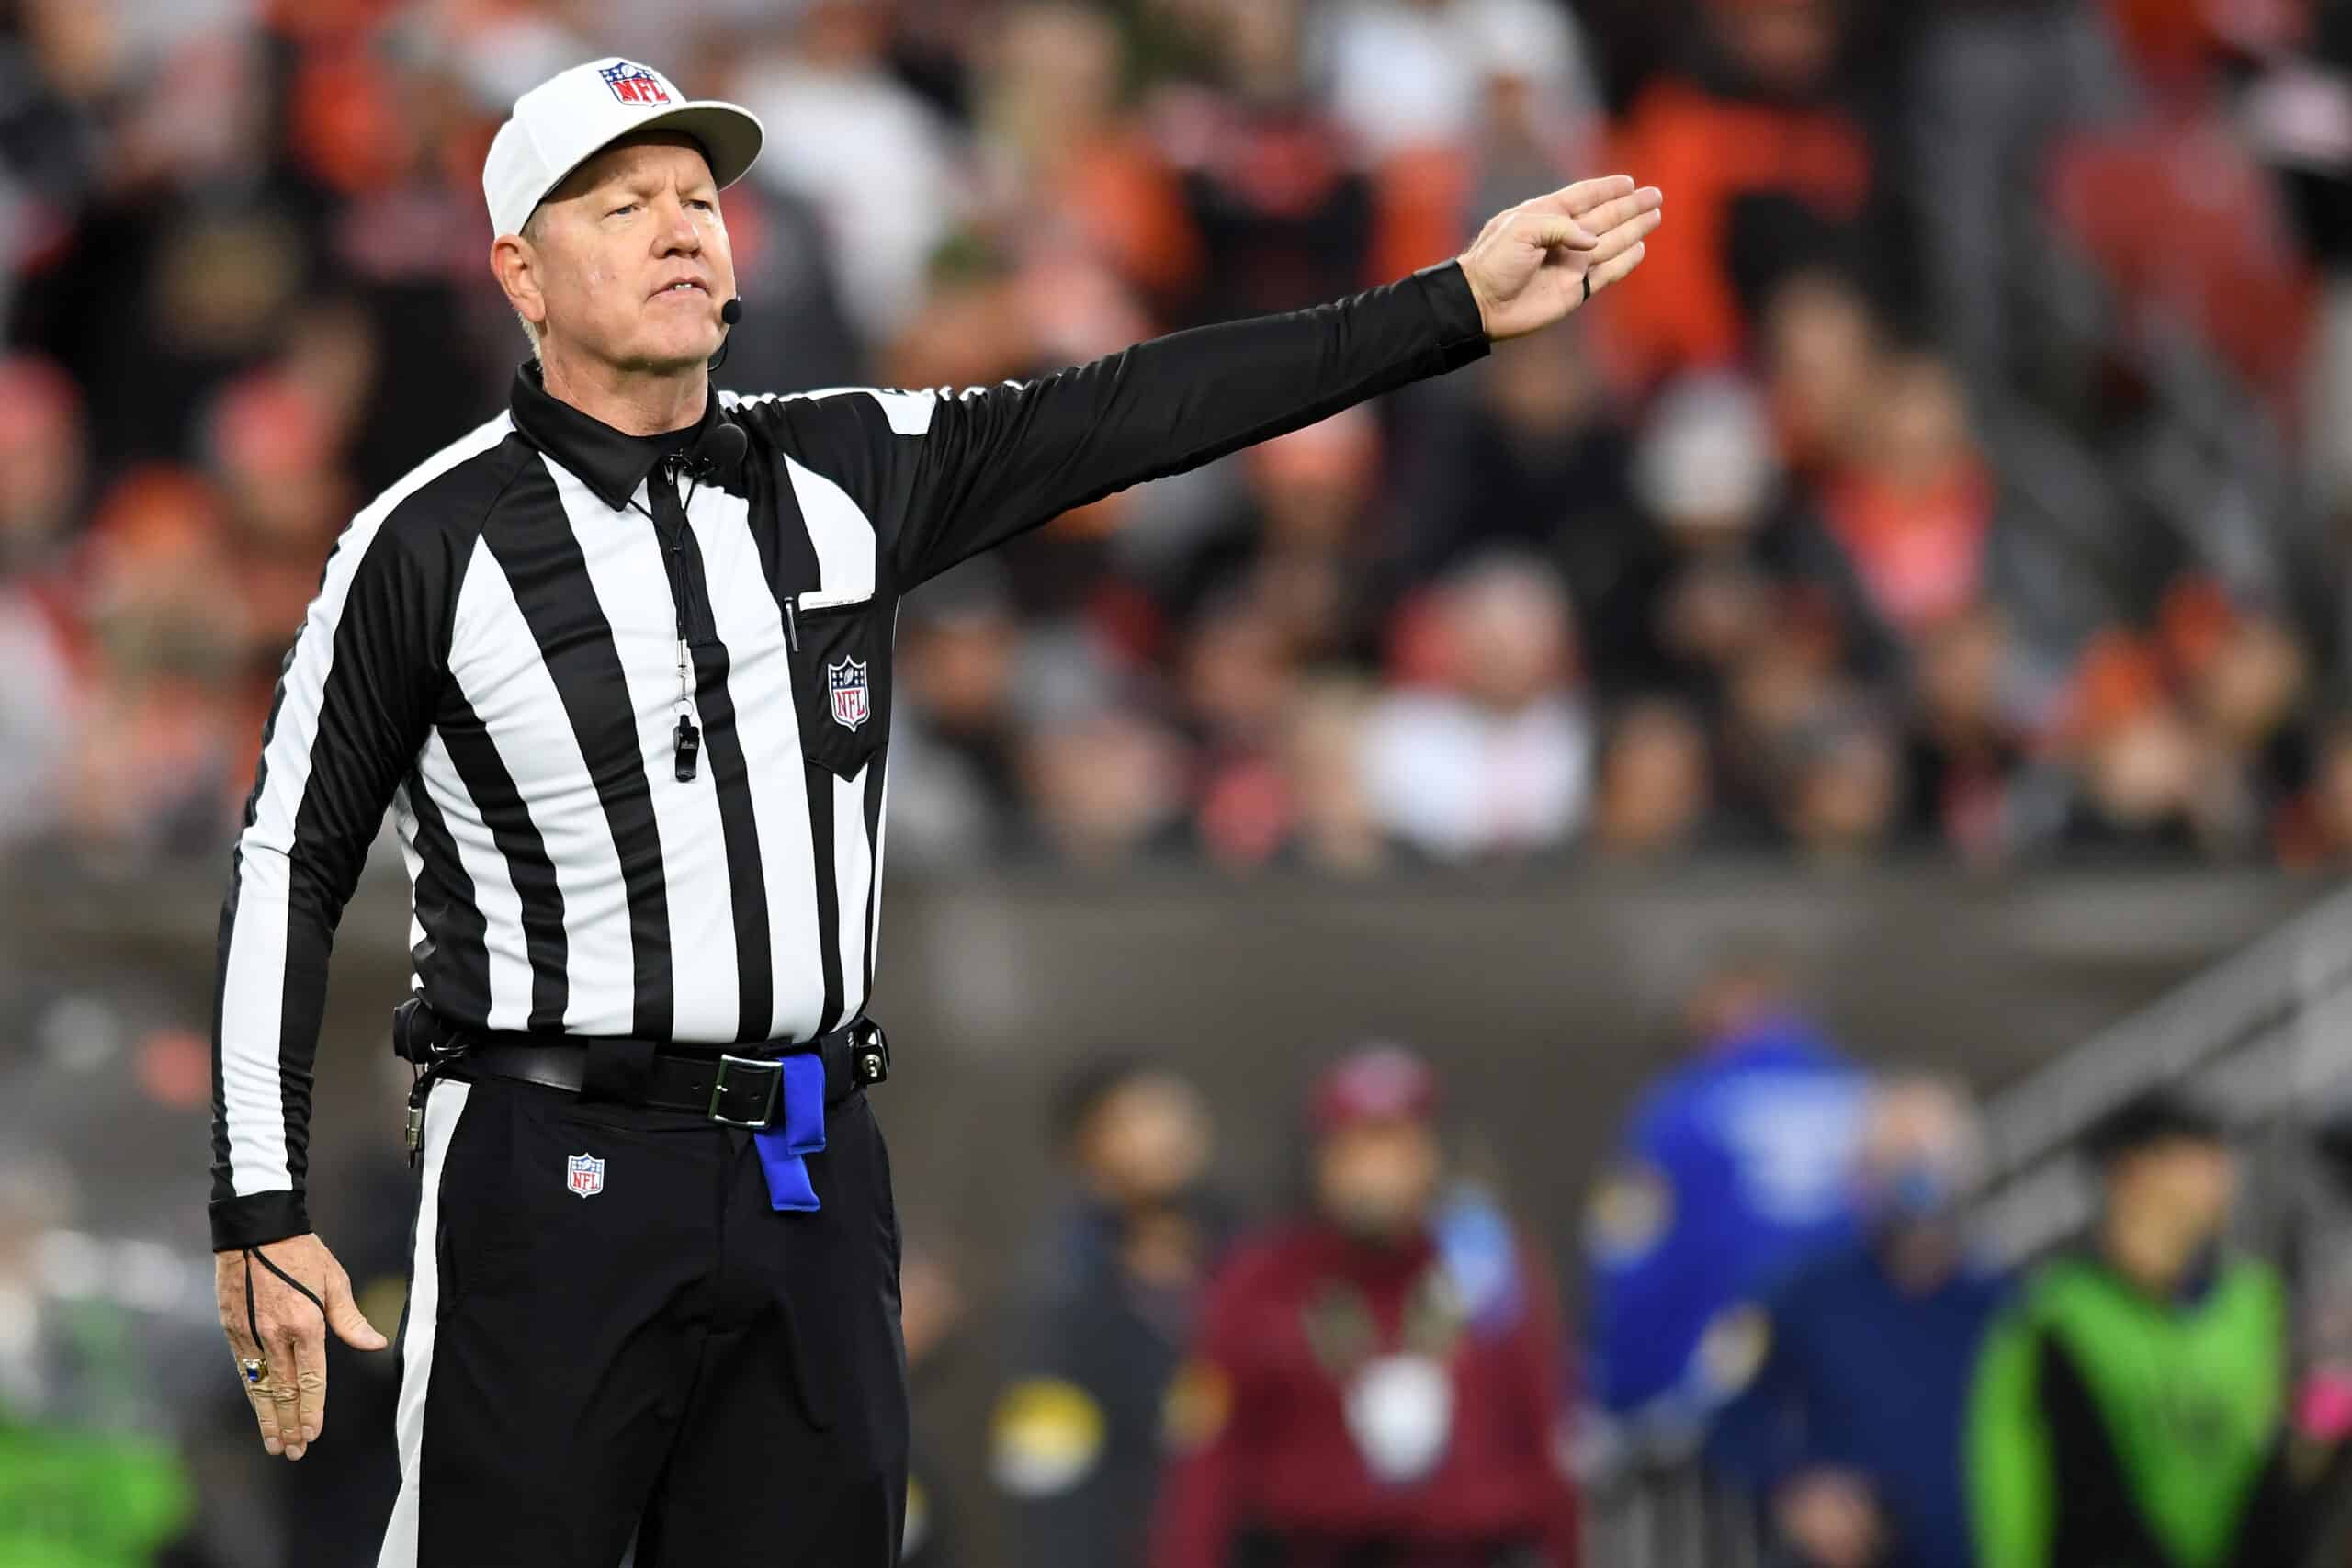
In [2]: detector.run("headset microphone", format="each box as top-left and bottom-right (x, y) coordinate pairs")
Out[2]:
(710, 297), (743, 372)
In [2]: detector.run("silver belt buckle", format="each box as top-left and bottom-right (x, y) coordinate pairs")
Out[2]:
(707, 1054), (783, 1128)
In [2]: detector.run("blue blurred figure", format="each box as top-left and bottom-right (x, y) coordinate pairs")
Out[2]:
(1708, 1078), (2009, 1568)
(1582, 952), (1869, 1449)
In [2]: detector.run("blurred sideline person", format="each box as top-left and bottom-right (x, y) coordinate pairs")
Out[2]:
(1969, 1093), (2310, 1568)
(1710, 1077), (2008, 1568)
(1583, 951), (1870, 1449)
(1149, 1043), (1577, 1568)
(992, 1057), (1228, 1568)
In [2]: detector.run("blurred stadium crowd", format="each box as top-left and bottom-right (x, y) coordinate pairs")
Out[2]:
(0, 0), (2349, 874)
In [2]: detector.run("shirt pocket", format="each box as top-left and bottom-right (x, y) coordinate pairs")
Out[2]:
(790, 590), (891, 780)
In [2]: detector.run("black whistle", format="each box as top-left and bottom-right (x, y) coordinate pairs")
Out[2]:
(673, 716), (702, 782)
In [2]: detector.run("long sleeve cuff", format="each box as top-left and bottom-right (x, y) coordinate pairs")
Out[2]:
(1407, 260), (1493, 374)
(210, 1190), (311, 1253)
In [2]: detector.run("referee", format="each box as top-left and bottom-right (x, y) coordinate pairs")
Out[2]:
(206, 56), (1661, 1568)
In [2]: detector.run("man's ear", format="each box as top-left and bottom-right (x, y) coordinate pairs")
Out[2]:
(491, 233), (546, 333)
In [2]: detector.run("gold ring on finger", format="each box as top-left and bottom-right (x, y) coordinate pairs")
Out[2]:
(241, 1358), (267, 1388)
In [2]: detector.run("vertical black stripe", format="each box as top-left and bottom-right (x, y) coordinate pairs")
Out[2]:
(666, 473), (772, 1042)
(808, 763), (845, 1034)
(399, 772), (490, 1026)
(860, 746), (887, 1004)
(483, 466), (674, 1041)
(435, 694), (570, 1030)
(689, 637), (770, 1042)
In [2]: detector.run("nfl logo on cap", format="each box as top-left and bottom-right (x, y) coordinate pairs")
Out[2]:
(482, 59), (765, 242)
(599, 62), (672, 106)
(567, 1153), (605, 1198)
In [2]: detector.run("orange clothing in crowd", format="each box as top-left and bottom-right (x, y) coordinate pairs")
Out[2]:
(1604, 80), (1870, 379)
(1820, 462), (1994, 638)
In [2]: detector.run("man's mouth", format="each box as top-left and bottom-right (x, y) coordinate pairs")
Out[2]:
(655, 280), (709, 298)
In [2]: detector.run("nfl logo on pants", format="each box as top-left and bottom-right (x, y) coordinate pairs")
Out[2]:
(567, 1153), (605, 1199)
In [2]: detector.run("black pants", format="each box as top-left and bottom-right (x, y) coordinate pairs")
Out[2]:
(377, 1073), (908, 1567)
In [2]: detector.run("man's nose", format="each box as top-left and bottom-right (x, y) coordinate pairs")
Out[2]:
(652, 193), (701, 254)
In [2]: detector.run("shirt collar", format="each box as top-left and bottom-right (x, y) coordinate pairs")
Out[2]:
(507, 362), (720, 512)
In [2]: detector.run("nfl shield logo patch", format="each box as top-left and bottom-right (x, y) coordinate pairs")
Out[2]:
(829, 658), (871, 731)
(598, 62), (672, 107)
(566, 1153), (605, 1199)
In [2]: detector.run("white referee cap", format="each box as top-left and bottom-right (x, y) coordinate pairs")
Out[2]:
(483, 58), (764, 239)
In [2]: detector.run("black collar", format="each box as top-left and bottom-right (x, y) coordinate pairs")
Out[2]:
(508, 362), (721, 512)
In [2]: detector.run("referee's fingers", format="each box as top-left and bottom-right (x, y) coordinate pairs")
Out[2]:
(283, 1314), (326, 1459)
(1538, 175), (1635, 220)
(224, 1321), (285, 1455)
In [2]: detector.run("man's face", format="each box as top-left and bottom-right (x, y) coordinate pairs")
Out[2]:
(2106, 1138), (2237, 1287)
(1314, 1118), (1442, 1241)
(516, 133), (736, 375)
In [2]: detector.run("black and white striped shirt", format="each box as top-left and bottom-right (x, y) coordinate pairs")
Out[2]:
(208, 260), (1489, 1250)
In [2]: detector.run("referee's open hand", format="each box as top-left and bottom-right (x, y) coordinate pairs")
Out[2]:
(1456, 175), (1664, 343)
(215, 1233), (389, 1461)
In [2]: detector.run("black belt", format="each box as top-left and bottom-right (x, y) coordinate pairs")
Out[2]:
(395, 999), (888, 1158)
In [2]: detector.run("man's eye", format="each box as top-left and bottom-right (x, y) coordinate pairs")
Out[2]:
(689, 199), (715, 212)
(608, 203), (639, 218)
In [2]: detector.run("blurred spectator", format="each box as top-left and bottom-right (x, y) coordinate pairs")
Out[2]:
(1362, 554), (1595, 861)
(1589, 697), (1716, 859)
(57, 468), (247, 860)
(993, 1057), (1227, 1568)
(1275, 676), (1406, 875)
(1307, 0), (1589, 164)
(1816, 355), (1995, 648)
(1583, 952), (1868, 1438)
(1760, 269), (1881, 484)
(1900, 605), (2035, 862)
(1153, 0), (1378, 324)
(1390, 325), (1635, 593)
(1603, 0), (1874, 381)
(973, 2), (1203, 317)
(891, 561), (1028, 867)
(737, 0), (967, 343)
(1149, 1043), (1577, 1568)
(1968, 1092), (2312, 1568)
(1709, 1078), (2008, 1568)
(1624, 375), (1884, 710)
(1767, 701), (1904, 863)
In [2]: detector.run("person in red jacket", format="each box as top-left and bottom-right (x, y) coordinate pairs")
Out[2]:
(1149, 1043), (1578, 1568)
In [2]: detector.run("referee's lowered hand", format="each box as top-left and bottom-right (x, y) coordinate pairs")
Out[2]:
(1456, 175), (1663, 343)
(214, 1233), (389, 1462)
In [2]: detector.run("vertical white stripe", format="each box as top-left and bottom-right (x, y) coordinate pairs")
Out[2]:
(390, 783), (428, 976)
(415, 729), (536, 1030)
(219, 413), (512, 1197)
(376, 1078), (469, 1568)
(544, 461), (739, 1042)
(682, 483), (825, 1041)
(449, 535), (638, 1035)
(833, 763), (874, 1023)
(781, 453), (876, 606)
